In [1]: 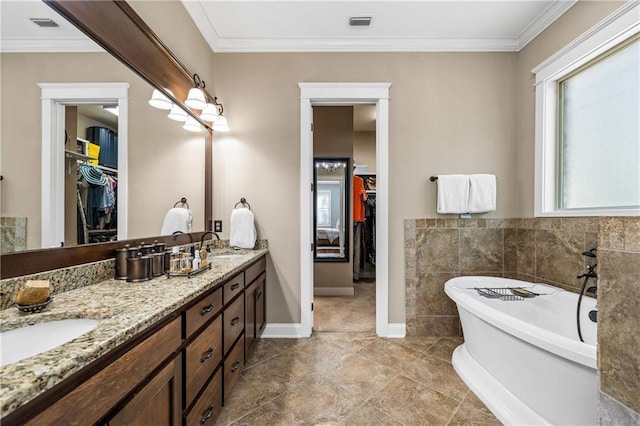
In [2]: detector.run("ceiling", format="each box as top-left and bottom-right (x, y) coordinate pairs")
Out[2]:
(0, 0), (102, 52)
(1, 0), (577, 53)
(182, 0), (577, 53)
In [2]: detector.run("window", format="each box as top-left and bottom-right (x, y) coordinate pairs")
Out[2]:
(558, 36), (639, 210)
(533, 3), (640, 216)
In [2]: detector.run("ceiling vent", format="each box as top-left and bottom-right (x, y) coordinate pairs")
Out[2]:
(30, 18), (59, 28)
(348, 17), (372, 27)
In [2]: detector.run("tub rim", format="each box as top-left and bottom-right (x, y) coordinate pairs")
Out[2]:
(445, 276), (596, 369)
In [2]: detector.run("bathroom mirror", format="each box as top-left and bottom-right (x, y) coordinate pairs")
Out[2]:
(0, 1), (212, 278)
(314, 158), (350, 262)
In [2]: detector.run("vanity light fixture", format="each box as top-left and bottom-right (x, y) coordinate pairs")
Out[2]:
(212, 115), (230, 132)
(200, 102), (220, 122)
(183, 115), (202, 132)
(148, 89), (174, 110)
(185, 74), (207, 110)
(168, 104), (188, 122)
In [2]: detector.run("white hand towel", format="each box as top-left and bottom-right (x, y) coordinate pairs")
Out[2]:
(436, 174), (470, 214)
(230, 208), (257, 249)
(468, 174), (497, 213)
(160, 208), (193, 235)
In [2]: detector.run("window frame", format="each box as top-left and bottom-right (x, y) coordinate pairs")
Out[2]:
(533, 2), (639, 217)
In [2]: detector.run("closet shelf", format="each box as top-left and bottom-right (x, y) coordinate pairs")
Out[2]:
(65, 150), (97, 162)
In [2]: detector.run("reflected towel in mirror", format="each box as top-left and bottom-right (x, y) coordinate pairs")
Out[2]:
(160, 207), (193, 235)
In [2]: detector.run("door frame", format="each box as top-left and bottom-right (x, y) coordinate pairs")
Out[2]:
(40, 82), (129, 248)
(299, 82), (391, 337)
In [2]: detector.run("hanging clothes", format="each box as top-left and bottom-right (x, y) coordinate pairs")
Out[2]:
(353, 175), (368, 281)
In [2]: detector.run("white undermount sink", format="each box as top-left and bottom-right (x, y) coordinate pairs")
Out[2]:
(0, 319), (99, 367)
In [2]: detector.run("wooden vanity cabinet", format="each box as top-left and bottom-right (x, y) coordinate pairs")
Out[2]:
(245, 256), (267, 358)
(24, 317), (182, 426)
(9, 255), (267, 426)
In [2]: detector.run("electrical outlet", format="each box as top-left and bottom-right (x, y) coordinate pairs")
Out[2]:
(214, 220), (222, 232)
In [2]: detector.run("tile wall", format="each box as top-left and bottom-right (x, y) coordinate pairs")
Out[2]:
(597, 217), (640, 423)
(1, 217), (27, 254)
(405, 217), (599, 336)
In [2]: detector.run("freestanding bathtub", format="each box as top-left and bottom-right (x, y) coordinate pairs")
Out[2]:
(444, 276), (597, 426)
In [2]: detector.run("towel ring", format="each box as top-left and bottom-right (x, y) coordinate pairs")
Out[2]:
(234, 197), (251, 210)
(174, 197), (189, 209)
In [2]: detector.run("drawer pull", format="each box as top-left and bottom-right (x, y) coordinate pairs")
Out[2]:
(230, 283), (240, 291)
(256, 288), (262, 300)
(231, 316), (240, 326)
(200, 404), (215, 424)
(199, 303), (214, 315)
(231, 360), (241, 372)
(200, 347), (215, 363)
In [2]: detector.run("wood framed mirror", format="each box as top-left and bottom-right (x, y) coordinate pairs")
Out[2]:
(0, 1), (213, 279)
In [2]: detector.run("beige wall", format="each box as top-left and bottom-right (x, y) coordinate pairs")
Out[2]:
(515, 0), (625, 217)
(0, 52), (205, 247)
(353, 131), (376, 173)
(313, 106), (354, 289)
(0, 1), (212, 249)
(211, 51), (518, 323)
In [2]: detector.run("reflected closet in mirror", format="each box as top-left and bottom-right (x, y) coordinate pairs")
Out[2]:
(314, 158), (350, 262)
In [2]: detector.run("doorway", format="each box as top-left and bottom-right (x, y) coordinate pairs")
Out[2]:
(312, 106), (377, 332)
(299, 82), (391, 337)
(40, 82), (128, 248)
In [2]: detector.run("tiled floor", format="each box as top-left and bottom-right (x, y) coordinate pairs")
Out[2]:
(216, 280), (498, 425)
(217, 333), (500, 425)
(313, 282), (376, 332)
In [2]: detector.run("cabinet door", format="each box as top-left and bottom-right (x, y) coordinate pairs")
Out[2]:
(255, 272), (266, 337)
(245, 281), (256, 355)
(109, 354), (181, 426)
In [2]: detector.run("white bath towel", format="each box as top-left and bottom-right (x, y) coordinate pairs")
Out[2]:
(468, 174), (497, 213)
(230, 208), (257, 249)
(436, 174), (470, 214)
(160, 207), (193, 235)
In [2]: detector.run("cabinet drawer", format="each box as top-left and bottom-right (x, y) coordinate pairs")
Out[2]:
(245, 256), (266, 286)
(185, 315), (222, 406)
(186, 368), (222, 426)
(185, 287), (222, 338)
(223, 295), (245, 355)
(223, 272), (244, 305)
(223, 337), (245, 404)
(26, 318), (181, 426)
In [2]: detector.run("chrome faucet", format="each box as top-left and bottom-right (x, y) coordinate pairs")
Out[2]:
(200, 231), (220, 252)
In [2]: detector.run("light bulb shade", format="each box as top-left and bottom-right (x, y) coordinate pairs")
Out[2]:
(148, 89), (174, 110)
(200, 103), (220, 122)
(183, 115), (202, 132)
(185, 87), (206, 110)
(212, 116), (230, 132)
(168, 105), (188, 122)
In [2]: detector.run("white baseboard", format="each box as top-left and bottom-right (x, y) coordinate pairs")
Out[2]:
(313, 286), (354, 296)
(386, 323), (406, 338)
(261, 323), (307, 338)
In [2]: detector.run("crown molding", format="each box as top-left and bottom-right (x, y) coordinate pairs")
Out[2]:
(212, 37), (519, 53)
(517, 0), (578, 50)
(0, 38), (103, 53)
(180, 0), (220, 53)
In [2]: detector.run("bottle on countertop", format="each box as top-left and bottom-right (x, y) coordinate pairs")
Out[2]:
(170, 246), (182, 274)
(200, 245), (208, 267)
(192, 248), (201, 270)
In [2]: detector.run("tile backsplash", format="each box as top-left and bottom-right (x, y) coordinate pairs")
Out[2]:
(1, 217), (27, 254)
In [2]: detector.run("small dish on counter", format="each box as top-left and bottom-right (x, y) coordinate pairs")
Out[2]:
(15, 297), (53, 314)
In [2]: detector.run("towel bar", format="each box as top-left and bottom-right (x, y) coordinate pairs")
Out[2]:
(174, 197), (189, 209)
(234, 197), (251, 210)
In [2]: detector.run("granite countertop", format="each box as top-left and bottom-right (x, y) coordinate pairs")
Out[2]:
(0, 248), (268, 418)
